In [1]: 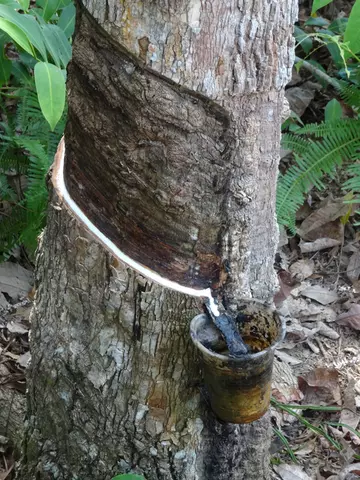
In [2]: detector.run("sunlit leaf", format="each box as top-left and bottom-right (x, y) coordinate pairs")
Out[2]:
(34, 61), (65, 130)
(0, 17), (32, 55)
(311, 0), (333, 14)
(17, 0), (29, 11)
(344, 0), (360, 56)
(0, 6), (47, 59)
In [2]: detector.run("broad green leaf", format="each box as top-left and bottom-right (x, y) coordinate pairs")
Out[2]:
(51, 24), (71, 66)
(40, 24), (61, 66)
(311, 0), (333, 14)
(328, 17), (348, 35)
(294, 26), (312, 54)
(17, 0), (29, 11)
(344, 0), (360, 56)
(0, 0), (21, 7)
(58, 0), (72, 7)
(29, 8), (47, 25)
(304, 16), (329, 27)
(0, 17), (32, 54)
(34, 61), (65, 130)
(324, 99), (343, 122)
(112, 475), (145, 480)
(0, 7), (47, 59)
(36, 0), (61, 21)
(58, 2), (75, 38)
(41, 24), (71, 68)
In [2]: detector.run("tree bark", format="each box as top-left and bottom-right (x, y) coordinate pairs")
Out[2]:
(19, 0), (297, 479)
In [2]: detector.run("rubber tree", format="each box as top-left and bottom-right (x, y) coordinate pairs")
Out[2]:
(19, 1), (297, 479)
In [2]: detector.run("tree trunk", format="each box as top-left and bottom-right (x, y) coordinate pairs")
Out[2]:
(19, 1), (297, 479)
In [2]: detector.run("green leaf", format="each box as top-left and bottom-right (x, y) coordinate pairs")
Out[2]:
(36, 0), (61, 21)
(311, 0), (333, 14)
(0, 17), (32, 54)
(112, 476), (145, 480)
(304, 16), (329, 27)
(0, 0), (21, 7)
(58, 2), (75, 38)
(58, 0), (72, 7)
(325, 98), (343, 122)
(17, 0), (29, 11)
(328, 17), (348, 35)
(294, 26), (313, 54)
(0, 33), (10, 85)
(34, 61), (65, 130)
(41, 24), (71, 68)
(344, 0), (360, 56)
(0, 7), (47, 59)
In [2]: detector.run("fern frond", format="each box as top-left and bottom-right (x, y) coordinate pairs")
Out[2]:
(0, 155), (29, 174)
(277, 121), (360, 231)
(281, 134), (310, 155)
(344, 163), (360, 192)
(0, 75), (65, 259)
(295, 119), (360, 137)
(337, 81), (360, 109)
(0, 174), (17, 201)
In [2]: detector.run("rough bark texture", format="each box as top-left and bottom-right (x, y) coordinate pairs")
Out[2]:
(0, 388), (26, 453)
(19, 0), (297, 479)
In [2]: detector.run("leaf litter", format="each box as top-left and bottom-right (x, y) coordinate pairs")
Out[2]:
(272, 189), (360, 478)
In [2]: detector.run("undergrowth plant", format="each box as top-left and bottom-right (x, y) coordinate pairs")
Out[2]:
(271, 398), (360, 463)
(277, 0), (360, 232)
(0, 76), (65, 258)
(0, 0), (73, 260)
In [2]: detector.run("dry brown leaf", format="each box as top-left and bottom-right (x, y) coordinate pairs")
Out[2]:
(278, 296), (337, 323)
(16, 351), (31, 368)
(0, 464), (14, 480)
(347, 252), (360, 284)
(3, 351), (19, 360)
(300, 237), (342, 253)
(298, 196), (351, 240)
(272, 358), (303, 403)
(298, 368), (341, 405)
(289, 259), (315, 281)
(281, 325), (307, 349)
(340, 378), (360, 441)
(317, 321), (340, 340)
(273, 464), (312, 480)
(294, 441), (316, 456)
(274, 270), (300, 306)
(274, 350), (302, 365)
(301, 285), (338, 305)
(6, 319), (29, 334)
(337, 304), (360, 330)
(0, 262), (33, 300)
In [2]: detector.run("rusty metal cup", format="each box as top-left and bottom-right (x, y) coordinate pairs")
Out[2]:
(190, 299), (285, 424)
